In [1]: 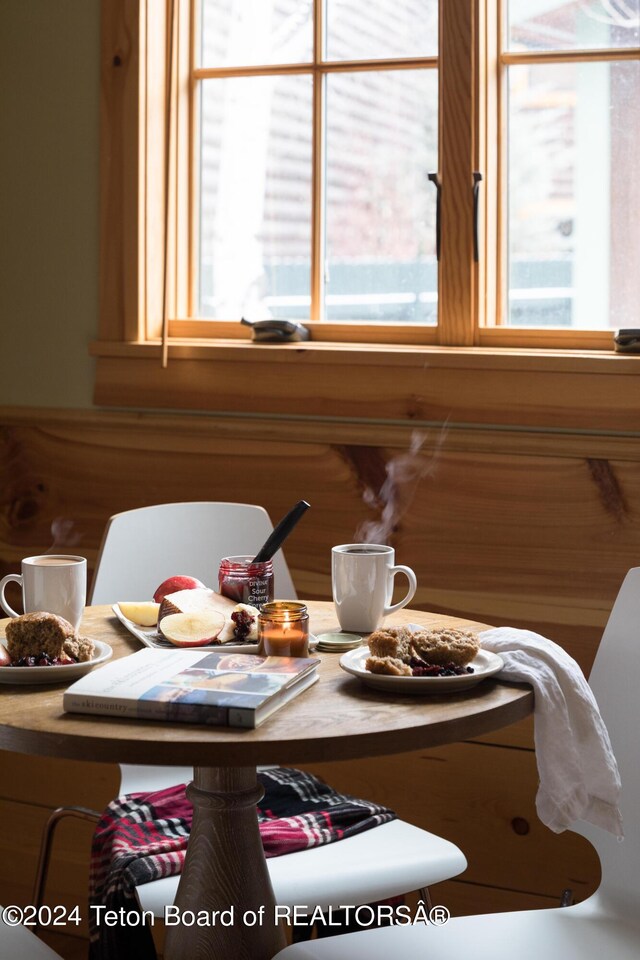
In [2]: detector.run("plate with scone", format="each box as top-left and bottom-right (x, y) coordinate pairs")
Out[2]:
(339, 625), (503, 694)
(0, 612), (112, 684)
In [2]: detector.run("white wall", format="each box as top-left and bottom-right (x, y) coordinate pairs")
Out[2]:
(0, 0), (100, 407)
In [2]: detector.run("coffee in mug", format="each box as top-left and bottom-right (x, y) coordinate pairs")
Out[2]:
(31, 557), (77, 566)
(0, 555), (87, 630)
(331, 543), (417, 633)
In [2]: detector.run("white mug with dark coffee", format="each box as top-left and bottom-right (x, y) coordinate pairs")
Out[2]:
(332, 543), (417, 633)
(0, 555), (87, 630)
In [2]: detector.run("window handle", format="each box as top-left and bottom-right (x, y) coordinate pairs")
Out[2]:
(427, 172), (442, 261)
(473, 171), (483, 263)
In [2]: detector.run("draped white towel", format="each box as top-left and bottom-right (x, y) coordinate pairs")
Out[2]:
(478, 627), (623, 838)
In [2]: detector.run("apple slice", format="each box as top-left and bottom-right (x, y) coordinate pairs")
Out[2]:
(118, 602), (160, 627)
(153, 576), (205, 604)
(0, 641), (10, 667)
(159, 611), (225, 647)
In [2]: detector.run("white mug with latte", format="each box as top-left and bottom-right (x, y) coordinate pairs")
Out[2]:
(332, 543), (417, 633)
(0, 555), (87, 630)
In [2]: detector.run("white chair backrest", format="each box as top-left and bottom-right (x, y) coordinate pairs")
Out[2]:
(90, 502), (296, 604)
(574, 567), (640, 906)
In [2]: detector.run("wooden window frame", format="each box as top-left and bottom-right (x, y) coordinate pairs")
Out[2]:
(93, 0), (639, 420)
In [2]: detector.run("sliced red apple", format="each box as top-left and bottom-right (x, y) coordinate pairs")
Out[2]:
(0, 641), (10, 667)
(153, 576), (205, 605)
(159, 611), (225, 647)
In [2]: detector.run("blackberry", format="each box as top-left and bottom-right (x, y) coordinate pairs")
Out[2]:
(13, 655), (39, 667)
(409, 659), (475, 678)
(231, 608), (254, 642)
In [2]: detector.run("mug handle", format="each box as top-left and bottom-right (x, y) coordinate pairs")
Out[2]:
(0, 574), (23, 618)
(384, 565), (417, 617)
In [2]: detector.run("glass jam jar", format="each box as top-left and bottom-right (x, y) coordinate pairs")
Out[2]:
(258, 601), (309, 657)
(218, 556), (274, 609)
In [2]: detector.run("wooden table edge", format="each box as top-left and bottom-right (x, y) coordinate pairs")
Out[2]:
(0, 682), (534, 765)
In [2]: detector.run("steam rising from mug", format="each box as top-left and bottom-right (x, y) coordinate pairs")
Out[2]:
(49, 517), (84, 551)
(355, 423), (449, 543)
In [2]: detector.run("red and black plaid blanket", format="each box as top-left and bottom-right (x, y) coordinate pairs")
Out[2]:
(89, 766), (396, 960)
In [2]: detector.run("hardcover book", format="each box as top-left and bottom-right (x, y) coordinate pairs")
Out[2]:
(64, 648), (319, 729)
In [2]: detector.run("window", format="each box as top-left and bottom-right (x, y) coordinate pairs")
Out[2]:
(94, 1), (640, 415)
(500, 1), (640, 334)
(196, 1), (438, 330)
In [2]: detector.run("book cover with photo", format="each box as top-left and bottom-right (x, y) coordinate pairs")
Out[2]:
(64, 649), (319, 728)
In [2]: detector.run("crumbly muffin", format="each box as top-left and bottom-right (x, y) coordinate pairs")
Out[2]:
(63, 635), (95, 662)
(368, 625), (480, 671)
(368, 626), (414, 661)
(365, 655), (413, 677)
(411, 628), (480, 667)
(5, 611), (76, 661)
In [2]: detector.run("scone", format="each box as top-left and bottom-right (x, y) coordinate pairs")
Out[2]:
(368, 626), (414, 661)
(63, 635), (96, 662)
(411, 628), (480, 667)
(365, 655), (413, 677)
(5, 612), (76, 661)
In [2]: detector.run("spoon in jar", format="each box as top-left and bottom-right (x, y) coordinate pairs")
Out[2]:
(252, 501), (310, 564)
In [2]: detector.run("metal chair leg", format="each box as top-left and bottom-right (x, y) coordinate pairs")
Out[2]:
(32, 806), (101, 926)
(418, 887), (433, 911)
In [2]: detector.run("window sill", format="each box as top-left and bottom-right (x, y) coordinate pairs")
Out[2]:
(90, 338), (640, 432)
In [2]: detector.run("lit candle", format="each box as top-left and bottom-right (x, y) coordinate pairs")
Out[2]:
(258, 601), (309, 657)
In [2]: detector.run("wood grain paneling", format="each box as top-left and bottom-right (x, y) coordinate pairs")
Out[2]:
(0, 752), (118, 810)
(0, 798), (95, 938)
(306, 744), (600, 902)
(92, 346), (640, 428)
(1, 407), (637, 674)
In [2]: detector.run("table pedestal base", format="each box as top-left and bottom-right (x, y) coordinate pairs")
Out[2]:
(163, 766), (286, 960)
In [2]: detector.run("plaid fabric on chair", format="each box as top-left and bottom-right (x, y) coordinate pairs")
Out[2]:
(89, 766), (396, 960)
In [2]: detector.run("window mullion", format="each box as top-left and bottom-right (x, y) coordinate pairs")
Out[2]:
(439, 0), (477, 346)
(311, 0), (325, 322)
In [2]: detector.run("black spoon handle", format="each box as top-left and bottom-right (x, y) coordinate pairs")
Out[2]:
(253, 501), (310, 563)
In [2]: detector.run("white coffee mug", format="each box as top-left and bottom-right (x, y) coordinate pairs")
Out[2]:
(332, 543), (417, 633)
(0, 555), (87, 630)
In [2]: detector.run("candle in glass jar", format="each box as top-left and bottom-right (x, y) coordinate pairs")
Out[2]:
(258, 601), (309, 657)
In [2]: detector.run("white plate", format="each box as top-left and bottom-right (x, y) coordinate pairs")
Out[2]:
(339, 646), (504, 695)
(0, 640), (113, 685)
(112, 604), (318, 654)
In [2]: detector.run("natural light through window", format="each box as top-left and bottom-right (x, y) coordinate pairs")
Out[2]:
(197, 0), (439, 325)
(503, 0), (640, 330)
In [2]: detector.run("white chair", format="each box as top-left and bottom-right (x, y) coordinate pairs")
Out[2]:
(90, 502), (467, 920)
(90, 501), (296, 606)
(0, 910), (63, 959)
(273, 567), (640, 959)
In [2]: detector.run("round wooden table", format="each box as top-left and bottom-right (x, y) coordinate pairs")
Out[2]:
(0, 604), (533, 960)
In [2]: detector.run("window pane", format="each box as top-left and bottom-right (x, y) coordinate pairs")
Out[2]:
(325, 0), (438, 61)
(506, 60), (640, 329)
(199, 76), (312, 319)
(325, 70), (438, 324)
(201, 0), (313, 68)
(507, 0), (640, 52)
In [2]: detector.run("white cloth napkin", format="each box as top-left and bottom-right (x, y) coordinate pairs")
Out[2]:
(479, 627), (623, 838)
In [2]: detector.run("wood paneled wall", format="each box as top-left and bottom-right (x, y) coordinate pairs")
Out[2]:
(1, 405), (637, 950)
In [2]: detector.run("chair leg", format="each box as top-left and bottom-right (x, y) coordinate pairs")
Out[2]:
(32, 806), (101, 925)
(418, 887), (433, 911)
